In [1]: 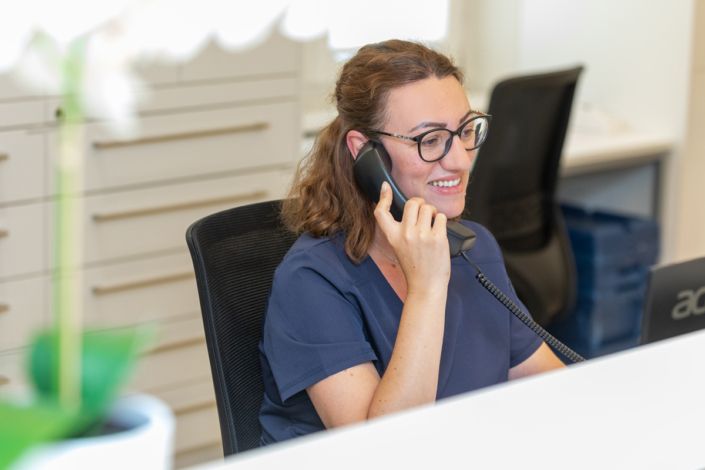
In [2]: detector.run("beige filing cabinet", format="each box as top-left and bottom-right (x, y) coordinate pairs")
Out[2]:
(0, 32), (301, 468)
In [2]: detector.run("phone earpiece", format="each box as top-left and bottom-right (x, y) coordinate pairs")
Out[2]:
(353, 141), (476, 256)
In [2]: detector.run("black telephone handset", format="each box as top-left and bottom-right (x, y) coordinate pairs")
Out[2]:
(353, 141), (476, 257)
(353, 141), (585, 363)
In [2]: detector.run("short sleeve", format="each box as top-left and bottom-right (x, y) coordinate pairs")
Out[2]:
(262, 248), (378, 403)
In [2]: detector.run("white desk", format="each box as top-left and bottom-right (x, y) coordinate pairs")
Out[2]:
(193, 329), (705, 470)
(561, 130), (672, 177)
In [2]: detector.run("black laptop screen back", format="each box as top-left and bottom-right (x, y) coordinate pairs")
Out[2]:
(641, 256), (705, 344)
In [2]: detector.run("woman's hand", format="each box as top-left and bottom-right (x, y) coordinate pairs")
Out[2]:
(374, 182), (451, 295)
(307, 182), (451, 427)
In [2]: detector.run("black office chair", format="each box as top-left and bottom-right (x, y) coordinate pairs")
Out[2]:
(185, 200), (298, 455)
(465, 66), (583, 327)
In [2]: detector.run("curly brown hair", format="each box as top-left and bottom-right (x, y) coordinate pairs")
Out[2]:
(281, 40), (465, 263)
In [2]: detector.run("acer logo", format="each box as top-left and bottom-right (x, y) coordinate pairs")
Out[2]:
(671, 287), (705, 320)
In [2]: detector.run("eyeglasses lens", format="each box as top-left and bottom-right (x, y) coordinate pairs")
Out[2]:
(419, 116), (489, 162)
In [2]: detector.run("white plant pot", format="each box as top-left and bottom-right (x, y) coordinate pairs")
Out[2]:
(11, 394), (175, 470)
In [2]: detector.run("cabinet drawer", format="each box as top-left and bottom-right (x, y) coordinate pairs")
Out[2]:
(0, 276), (47, 351)
(139, 78), (297, 115)
(174, 443), (223, 470)
(0, 203), (45, 279)
(134, 61), (179, 86)
(150, 313), (206, 354)
(131, 340), (211, 392)
(144, 380), (222, 464)
(48, 101), (298, 193)
(82, 251), (199, 327)
(44, 78), (298, 122)
(0, 99), (44, 129)
(153, 380), (216, 416)
(0, 349), (31, 398)
(79, 168), (292, 265)
(0, 130), (45, 204)
(0, 74), (43, 102)
(181, 32), (300, 82)
(174, 403), (221, 454)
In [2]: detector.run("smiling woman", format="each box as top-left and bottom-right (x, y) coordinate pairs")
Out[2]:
(258, 40), (565, 446)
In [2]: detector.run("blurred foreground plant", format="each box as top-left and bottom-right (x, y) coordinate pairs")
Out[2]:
(0, 33), (154, 470)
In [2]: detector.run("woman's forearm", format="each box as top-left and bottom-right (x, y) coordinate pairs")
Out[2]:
(367, 288), (447, 418)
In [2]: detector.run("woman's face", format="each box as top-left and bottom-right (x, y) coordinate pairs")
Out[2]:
(380, 76), (474, 219)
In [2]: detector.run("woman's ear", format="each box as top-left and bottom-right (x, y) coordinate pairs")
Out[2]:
(346, 130), (368, 160)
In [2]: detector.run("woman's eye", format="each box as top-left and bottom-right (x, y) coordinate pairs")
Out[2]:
(462, 128), (475, 138)
(421, 136), (440, 147)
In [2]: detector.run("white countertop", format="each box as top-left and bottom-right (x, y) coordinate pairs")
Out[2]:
(561, 130), (672, 177)
(192, 329), (705, 470)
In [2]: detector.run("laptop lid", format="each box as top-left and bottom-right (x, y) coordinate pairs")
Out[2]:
(641, 256), (705, 344)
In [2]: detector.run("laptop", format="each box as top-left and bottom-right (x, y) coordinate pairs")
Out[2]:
(640, 256), (705, 344)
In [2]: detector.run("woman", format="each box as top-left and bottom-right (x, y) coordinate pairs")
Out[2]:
(258, 40), (565, 445)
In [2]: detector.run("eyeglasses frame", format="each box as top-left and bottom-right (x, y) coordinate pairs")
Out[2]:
(371, 111), (492, 163)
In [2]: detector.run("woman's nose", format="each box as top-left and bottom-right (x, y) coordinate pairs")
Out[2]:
(440, 135), (474, 171)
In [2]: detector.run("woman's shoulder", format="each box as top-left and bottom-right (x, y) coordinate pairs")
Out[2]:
(456, 220), (504, 264)
(275, 232), (356, 287)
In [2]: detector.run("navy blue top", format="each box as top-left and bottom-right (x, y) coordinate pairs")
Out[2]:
(258, 221), (543, 445)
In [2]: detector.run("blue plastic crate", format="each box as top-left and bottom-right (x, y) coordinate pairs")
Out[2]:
(550, 284), (645, 351)
(575, 260), (650, 292)
(549, 205), (659, 359)
(562, 204), (658, 260)
(577, 285), (645, 346)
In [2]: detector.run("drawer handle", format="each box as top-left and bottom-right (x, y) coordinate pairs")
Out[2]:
(93, 122), (271, 150)
(92, 190), (268, 223)
(0, 154), (8, 162)
(0, 304), (8, 314)
(0, 230), (7, 239)
(149, 336), (206, 355)
(0, 376), (9, 387)
(174, 399), (217, 417)
(92, 271), (195, 296)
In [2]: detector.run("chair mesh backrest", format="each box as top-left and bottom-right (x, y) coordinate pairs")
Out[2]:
(185, 200), (298, 455)
(466, 66), (583, 251)
(465, 67), (582, 326)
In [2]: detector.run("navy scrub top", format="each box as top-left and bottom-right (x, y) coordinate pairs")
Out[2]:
(258, 221), (543, 445)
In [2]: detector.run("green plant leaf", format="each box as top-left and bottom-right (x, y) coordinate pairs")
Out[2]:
(0, 400), (78, 470)
(0, 327), (155, 469)
(30, 327), (155, 419)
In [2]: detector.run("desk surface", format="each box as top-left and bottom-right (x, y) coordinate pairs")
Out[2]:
(194, 329), (705, 470)
(561, 130), (672, 177)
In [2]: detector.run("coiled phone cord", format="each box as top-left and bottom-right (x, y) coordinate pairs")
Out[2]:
(459, 251), (586, 364)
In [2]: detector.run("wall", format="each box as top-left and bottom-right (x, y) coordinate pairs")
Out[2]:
(677, 0), (705, 261)
(466, 0), (695, 262)
(517, 0), (693, 137)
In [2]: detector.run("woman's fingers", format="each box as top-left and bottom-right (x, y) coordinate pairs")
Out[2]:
(373, 182), (397, 235)
(401, 197), (425, 230)
(432, 212), (447, 236)
(416, 204), (437, 230)
(373, 183), (446, 251)
(371, 186), (450, 291)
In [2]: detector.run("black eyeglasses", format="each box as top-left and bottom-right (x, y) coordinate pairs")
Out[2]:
(371, 112), (492, 162)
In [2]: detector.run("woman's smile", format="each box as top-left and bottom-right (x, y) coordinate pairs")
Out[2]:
(429, 176), (461, 188)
